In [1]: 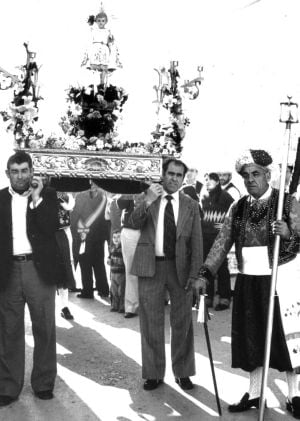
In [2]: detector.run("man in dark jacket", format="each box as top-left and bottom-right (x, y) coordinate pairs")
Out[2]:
(201, 173), (234, 310)
(71, 182), (110, 298)
(0, 151), (60, 406)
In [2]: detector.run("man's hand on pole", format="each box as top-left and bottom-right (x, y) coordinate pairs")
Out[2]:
(272, 220), (291, 240)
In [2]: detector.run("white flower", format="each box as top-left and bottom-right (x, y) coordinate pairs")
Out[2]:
(87, 145), (96, 151)
(96, 139), (104, 149)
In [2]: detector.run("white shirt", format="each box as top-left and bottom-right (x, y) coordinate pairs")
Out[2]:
(155, 190), (179, 256)
(248, 185), (272, 203)
(9, 187), (32, 255)
(222, 182), (241, 202)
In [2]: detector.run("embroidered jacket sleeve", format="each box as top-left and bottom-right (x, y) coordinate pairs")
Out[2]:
(287, 196), (300, 237)
(202, 203), (235, 276)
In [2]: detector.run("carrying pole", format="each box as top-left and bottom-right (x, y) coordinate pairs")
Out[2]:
(258, 97), (298, 421)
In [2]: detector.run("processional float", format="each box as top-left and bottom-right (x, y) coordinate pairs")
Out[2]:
(0, 38), (203, 193)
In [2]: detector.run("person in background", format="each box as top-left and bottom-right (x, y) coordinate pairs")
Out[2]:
(218, 171), (241, 202)
(181, 167), (203, 202)
(71, 182), (109, 299)
(107, 229), (125, 313)
(129, 158), (203, 392)
(104, 192), (122, 245)
(118, 193), (143, 319)
(0, 151), (60, 406)
(56, 191), (76, 320)
(201, 173), (234, 310)
(198, 150), (300, 417)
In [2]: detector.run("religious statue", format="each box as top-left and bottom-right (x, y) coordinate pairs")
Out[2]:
(81, 5), (122, 86)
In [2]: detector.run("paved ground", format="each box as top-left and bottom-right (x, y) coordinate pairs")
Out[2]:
(0, 292), (296, 421)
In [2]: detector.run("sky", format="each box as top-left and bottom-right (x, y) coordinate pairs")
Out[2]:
(1, 0), (300, 186)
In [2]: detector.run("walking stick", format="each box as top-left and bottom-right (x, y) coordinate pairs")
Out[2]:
(258, 97), (299, 421)
(198, 294), (222, 416)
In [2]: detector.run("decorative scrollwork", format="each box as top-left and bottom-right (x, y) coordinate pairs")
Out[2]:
(25, 149), (163, 182)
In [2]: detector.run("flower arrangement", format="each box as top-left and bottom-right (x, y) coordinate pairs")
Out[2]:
(0, 43), (43, 148)
(150, 62), (190, 155)
(36, 81), (179, 155)
(0, 45), (184, 156)
(48, 83), (129, 151)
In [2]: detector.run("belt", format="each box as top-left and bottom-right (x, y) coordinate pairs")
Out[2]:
(13, 254), (33, 262)
(155, 256), (174, 261)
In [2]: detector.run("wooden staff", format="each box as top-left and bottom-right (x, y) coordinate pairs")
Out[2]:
(258, 98), (298, 421)
(198, 295), (222, 416)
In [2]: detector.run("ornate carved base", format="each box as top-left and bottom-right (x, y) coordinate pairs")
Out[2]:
(22, 149), (165, 193)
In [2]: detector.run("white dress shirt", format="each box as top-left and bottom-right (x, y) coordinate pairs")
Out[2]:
(9, 187), (32, 255)
(155, 190), (179, 256)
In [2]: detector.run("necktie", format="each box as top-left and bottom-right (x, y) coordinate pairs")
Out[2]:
(163, 195), (176, 259)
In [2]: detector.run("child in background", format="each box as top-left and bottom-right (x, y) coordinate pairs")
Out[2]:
(107, 230), (125, 313)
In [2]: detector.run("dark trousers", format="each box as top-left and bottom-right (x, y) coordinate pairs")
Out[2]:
(0, 260), (56, 398)
(110, 272), (125, 311)
(139, 260), (195, 379)
(55, 229), (76, 289)
(203, 235), (231, 300)
(79, 242), (109, 296)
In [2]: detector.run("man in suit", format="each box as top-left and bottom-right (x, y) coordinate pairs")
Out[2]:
(0, 151), (60, 406)
(130, 158), (203, 391)
(71, 182), (110, 298)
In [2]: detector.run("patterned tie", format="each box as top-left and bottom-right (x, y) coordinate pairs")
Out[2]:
(163, 195), (176, 259)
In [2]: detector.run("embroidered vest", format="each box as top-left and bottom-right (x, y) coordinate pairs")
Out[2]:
(232, 189), (299, 271)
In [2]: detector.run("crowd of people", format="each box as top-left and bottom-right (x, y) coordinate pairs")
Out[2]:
(1, 150), (300, 419)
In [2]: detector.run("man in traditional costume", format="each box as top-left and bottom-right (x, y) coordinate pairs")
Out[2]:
(198, 149), (300, 418)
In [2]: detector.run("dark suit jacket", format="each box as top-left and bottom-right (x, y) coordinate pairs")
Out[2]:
(130, 192), (203, 287)
(0, 186), (60, 290)
(70, 190), (110, 266)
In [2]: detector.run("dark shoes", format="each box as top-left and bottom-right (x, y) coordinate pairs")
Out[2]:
(175, 377), (194, 390)
(214, 303), (230, 311)
(286, 396), (300, 419)
(124, 312), (137, 319)
(77, 293), (94, 299)
(34, 390), (54, 400)
(61, 307), (74, 320)
(0, 395), (16, 407)
(228, 392), (260, 412)
(143, 379), (163, 391)
(205, 298), (213, 308)
(97, 292), (109, 298)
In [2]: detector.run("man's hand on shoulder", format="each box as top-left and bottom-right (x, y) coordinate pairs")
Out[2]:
(145, 183), (163, 207)
(29, 176), (44, 207)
